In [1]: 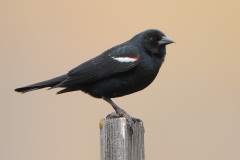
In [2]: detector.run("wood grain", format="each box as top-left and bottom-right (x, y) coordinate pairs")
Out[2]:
(100, 118), (145, 160)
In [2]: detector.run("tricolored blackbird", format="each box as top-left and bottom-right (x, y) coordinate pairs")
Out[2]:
(15, 29), (174, 128)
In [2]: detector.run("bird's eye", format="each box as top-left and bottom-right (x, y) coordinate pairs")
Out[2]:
(149, 37), (156, 43)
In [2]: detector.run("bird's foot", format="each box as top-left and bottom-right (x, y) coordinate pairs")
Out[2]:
(106, 110), (142, 134)
(106, 112), (121, 119)
(131, 117), (143, 123)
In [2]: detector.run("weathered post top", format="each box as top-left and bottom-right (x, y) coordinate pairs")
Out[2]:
(100, 118), (145, 160)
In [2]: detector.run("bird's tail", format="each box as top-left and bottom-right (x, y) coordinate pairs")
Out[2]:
(15, 74), (67, 93)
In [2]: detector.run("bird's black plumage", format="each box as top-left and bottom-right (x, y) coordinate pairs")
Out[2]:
(54, 45), (139, 94)
(15, 29), (174, 127)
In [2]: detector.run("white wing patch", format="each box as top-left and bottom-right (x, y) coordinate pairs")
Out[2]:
(112, 56), (138, 63)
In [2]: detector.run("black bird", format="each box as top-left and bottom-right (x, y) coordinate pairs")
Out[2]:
(15, 29), (174, 127)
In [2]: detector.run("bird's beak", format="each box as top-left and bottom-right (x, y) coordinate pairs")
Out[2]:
(158, 37), (174, 46)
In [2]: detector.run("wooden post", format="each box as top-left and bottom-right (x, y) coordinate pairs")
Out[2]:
(100, 117), (145, 160)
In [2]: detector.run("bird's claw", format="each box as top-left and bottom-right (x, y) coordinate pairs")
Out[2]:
(106, 112), (121, 119)
(106, 111), (142, 135)
(131, 117), (143, 123)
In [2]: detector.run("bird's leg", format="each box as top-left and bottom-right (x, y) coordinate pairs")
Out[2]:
(103, 97), (138, 129)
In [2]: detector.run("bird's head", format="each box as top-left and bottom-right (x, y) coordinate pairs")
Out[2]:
(131, 29), (174, 55)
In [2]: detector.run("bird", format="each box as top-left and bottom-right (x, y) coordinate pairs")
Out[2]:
(15, 29), (174, 128)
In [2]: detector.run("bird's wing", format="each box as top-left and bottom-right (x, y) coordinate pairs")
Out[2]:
(55, 45), (140, 87)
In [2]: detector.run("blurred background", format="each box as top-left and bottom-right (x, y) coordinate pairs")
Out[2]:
(1, 0), (240, 160)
